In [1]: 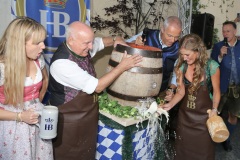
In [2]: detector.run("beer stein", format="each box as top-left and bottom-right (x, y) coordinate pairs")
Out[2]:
(36, 105), (59, 139)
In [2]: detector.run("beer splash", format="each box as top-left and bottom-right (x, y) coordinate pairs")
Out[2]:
(132, 98), (175, 159)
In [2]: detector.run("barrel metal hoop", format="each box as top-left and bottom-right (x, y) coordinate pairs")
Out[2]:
(115, 44), (162, 58)
(107, 88), (157, 102)
(108, 59), (162, 74)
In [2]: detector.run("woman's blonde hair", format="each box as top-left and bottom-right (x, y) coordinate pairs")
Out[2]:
(0, 16), (46, 106)
(175, 33), (209, 95)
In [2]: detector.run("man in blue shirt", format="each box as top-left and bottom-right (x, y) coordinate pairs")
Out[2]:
(211, 21), (240, 152)
(127, 16), (182, 140)
(126, 16), (182, 93)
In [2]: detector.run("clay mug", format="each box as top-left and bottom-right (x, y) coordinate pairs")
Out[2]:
(206, 109), (229, 143)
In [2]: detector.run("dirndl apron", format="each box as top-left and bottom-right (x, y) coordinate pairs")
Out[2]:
(174, 80), (215, 160)
(53, 92), (99, 160)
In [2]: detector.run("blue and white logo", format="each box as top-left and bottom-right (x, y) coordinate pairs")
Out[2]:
(11, 0), (91, 69)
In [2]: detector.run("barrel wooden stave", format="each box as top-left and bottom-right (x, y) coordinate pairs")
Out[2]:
(110, 50), (162, 68)
(107, 68), (162, 96)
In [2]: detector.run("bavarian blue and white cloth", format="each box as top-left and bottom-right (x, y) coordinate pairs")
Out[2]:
(96, 120), (157, 160)
(96, 121), (123, 160)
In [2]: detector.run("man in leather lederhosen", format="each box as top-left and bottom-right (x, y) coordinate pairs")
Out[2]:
(211, 21), (240, 152)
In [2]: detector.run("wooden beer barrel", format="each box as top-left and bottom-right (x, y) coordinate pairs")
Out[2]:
(106, 43), (163, 107)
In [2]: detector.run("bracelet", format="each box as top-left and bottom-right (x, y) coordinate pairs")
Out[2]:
(15, 112), (18, 121)
(16, 112), (22, 122)
(16, 112), (20, 122)
(212, 108), (220, 114)
(19, 112), (22, 122)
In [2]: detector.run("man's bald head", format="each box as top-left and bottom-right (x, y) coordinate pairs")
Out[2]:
(66, 21), (94, 41)
(65, 21), (94, 57)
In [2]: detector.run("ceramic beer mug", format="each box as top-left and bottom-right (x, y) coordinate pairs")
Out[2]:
(36, 105), (59, 139)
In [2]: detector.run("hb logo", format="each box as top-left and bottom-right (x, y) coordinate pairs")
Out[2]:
(45, 124), (53, 130)
(187, 94), (196, 109)
(45, 118), (54, 130)
(12, 0), (90, 70)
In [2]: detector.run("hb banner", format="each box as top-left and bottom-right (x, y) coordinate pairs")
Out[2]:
(11, 0), (91, 70)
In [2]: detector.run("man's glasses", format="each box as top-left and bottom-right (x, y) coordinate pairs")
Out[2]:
(166, 33), (180, 40)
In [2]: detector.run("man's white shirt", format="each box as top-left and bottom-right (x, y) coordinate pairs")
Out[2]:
(50, 37), (104, 94)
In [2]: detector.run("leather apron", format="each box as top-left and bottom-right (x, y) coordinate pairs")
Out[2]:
(175, 78), (215, 160)
(53, 92), (98, 160)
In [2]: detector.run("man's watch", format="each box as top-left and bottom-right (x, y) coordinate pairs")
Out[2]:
(167, 86), (176, 94)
